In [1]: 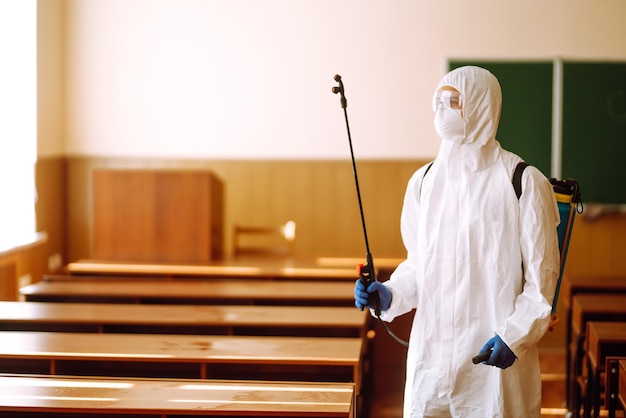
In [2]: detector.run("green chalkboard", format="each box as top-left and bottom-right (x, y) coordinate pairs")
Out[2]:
(562, 62), (626, 204)
(449, 61), (554, 177)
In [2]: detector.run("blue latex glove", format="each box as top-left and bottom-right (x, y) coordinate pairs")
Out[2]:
(478, 334), (517, 369)
(353, 280), (392, 311)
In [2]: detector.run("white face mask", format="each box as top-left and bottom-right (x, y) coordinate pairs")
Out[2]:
(434, 106), (465, 142)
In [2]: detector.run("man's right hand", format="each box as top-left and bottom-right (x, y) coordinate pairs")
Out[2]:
(354, 280), (392, 311)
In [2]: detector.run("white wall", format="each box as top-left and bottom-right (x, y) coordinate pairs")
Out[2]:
(38, 0), (65, 157)
(54, 0), (626, 159)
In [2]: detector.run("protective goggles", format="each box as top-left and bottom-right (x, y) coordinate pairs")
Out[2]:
(435, 89), (462, 110)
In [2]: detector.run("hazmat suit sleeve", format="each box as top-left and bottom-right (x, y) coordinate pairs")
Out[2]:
(497, 165), (560, 359)
(376, 166), (428, 321)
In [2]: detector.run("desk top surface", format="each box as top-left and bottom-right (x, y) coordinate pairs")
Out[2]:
(561, 274), (626, 306)
(0, 301), (367, 328)
(587, 321), (626, 342)
(572, 293), (626, 308)
(0, 331), (362, 365)
(0, 374), (355, 416)
(572, 294), (626, 313)
(67, 258), (381, 280)
(20, 279), (356, 301)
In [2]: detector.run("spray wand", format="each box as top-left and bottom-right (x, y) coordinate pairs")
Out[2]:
(332, 74), (408, 347)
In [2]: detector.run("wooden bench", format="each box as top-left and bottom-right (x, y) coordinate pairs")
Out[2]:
(0, 331), (365, 393)
(569, 294), (626, 418)
(609, 358), (626, 418)
(0, 374), (356, 417)
(66, 259), (362, 281)
(19, 279), (356, 306)
(620, 359), (626, 418)
(0, 301), (369, 337)
(605, 356), (626, 418)
(584, 322), (626, 418)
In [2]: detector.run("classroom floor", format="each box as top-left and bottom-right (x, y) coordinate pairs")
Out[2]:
(368, 347), (568, 418)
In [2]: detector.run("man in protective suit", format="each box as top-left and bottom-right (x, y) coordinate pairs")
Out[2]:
(355, 66), (560, 417)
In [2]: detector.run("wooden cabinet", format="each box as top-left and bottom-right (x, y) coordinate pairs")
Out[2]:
(93, 169), (223, 263)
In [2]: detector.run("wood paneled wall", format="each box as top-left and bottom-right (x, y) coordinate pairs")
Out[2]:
(31, 156), (625, 277)
(566, 212), (626, 276)
(62, 157), (424, 263)
(35, 157), (66, 265)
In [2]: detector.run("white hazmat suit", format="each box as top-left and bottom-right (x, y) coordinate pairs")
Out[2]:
(378, 66), (560, 417)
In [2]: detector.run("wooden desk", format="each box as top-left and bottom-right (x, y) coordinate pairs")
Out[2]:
(66, 259), (361, 281)
(561, 275), (626, 310)
(0, 374), (356, 417)
(568, 294), (626, 417)
(0, 301), (369, 337)
(0, 331), (364, 391)
(562, 273), (626, 409)
(570, 295), (626, 339)
(0, 232), (47, 301)
(585, 322), (626, 418)
(19, 279), (356, 306)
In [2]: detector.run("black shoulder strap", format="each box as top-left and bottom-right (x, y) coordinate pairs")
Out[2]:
(512, 162), (529, 200)
(424, 161), (434, 177)
(419, 162), (434, 199)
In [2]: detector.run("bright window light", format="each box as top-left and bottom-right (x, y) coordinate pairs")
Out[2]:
(0, 0), (37, 247)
